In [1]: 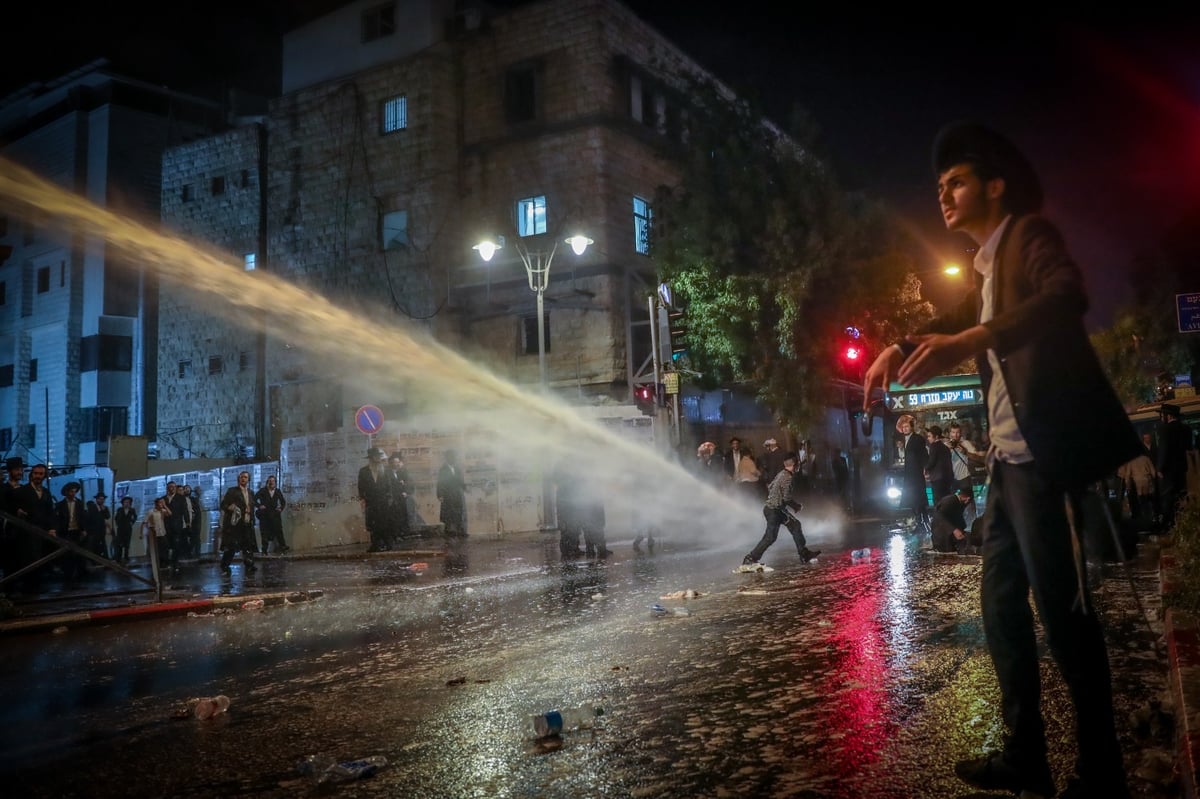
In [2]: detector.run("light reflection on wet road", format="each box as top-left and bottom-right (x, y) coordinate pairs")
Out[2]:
(0, 528), (1179, 798)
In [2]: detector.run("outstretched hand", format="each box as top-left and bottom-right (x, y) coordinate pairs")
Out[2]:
(897, 330), (985, 387)
(862, 345), (902, 410)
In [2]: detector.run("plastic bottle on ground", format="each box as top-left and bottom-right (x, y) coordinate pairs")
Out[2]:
(297, 754), (388, 783)
(531, 704), (604, 737)
(851, 548), (871, 560)
(193, 694), (231, 719)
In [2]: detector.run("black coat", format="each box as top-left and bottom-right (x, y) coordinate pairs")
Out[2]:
(906, 215), (1141, 487)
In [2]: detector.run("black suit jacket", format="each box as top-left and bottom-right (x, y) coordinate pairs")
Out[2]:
(905, 215), (1140, 488)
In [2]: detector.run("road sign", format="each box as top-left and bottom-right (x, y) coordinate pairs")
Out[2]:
(1178, 293), (1200, 333)
(354, 405), (384, 435)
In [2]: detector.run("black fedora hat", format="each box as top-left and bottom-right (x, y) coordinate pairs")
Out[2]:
(366, 447), (386, 459)
(933, 121), (1043, 215)
(4, 456), (24, 470)
(61, 481), (82, 495)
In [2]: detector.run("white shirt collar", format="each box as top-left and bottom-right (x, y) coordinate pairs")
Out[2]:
(973, 215), (1012, 279)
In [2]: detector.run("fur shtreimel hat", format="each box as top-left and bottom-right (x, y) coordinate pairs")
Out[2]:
(933, 121), (1043, 215)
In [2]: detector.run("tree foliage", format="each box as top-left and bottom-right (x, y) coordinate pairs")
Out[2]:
(650, 81), (934, 432)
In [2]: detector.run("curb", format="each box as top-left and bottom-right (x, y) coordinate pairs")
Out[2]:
(0, 589), (325, 636)
(1162, 550), (1199, 799)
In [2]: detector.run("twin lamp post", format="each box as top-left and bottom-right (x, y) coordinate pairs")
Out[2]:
(473, 233), (593, 387)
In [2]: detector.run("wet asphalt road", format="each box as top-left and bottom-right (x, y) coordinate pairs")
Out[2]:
(0, 521), (1181, 799)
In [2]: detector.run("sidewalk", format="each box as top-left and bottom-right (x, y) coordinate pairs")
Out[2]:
(1161, 550), (1200, 799)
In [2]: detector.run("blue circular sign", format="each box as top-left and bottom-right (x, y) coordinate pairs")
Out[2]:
(355, 405), (384, 435)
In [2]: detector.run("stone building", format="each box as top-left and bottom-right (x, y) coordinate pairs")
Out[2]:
(158, 0), (714, 460)
(0, 60), (222, 470)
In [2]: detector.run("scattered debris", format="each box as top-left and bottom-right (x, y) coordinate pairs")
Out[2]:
(659, 589), (704, 600)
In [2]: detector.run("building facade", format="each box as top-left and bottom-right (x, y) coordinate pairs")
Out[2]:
(0, 61), (221, 470)
(159, 0), (711, 459)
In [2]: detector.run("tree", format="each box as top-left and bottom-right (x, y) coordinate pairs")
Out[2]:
(651, 81), (934, 431)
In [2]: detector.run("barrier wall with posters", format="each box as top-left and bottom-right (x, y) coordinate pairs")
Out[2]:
(280, 408), (657, 549)
(115, 463), (280, 558)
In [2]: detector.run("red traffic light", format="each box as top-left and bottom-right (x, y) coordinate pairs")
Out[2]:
(634, 384), (655, 402)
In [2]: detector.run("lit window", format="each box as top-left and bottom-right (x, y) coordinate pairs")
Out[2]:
(633, 196), (652, 254)
(516, 195), (547, 237)
(382, 95), (408, 134)
(381, 210), (409, 250)
(244, 253), (256, 271)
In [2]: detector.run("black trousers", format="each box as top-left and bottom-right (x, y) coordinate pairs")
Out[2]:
(746, 506), (807, 562)
(980, 462), (1125, 787)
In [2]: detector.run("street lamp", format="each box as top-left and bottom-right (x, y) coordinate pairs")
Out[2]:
(474, 233), (592, 387)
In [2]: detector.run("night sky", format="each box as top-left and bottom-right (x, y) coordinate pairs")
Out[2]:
(5, 1), (1199, 327)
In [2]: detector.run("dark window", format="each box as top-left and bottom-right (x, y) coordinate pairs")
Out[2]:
(0, 216), (7, 237)
(0, 428), (11, 451)
(26, 424), (35, 448)
(361, 2), (395, 42)
(522, 314), (550, 355)
(0, 364), (12, 387)
(79, 335), (133, 372)
(36, 266), (49, 293)
(178, 360), (192, 379)
(28, 358), (37, 382)
(504, 63), (541, 124)
(239, 350), (252, 372)
(0, 281), (5, 305)
(211, 176), (225, 195)
(181, 184), (193, 202)
(208, 355), (223, 375)
(80, 406), (128, 443)
(240, 169), (251, 188)
(59, 261), (65, 287)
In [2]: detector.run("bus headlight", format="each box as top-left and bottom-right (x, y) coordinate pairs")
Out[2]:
(886, 486), (902, 500)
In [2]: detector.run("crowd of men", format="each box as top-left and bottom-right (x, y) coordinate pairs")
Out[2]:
(0, 459), (297, 588)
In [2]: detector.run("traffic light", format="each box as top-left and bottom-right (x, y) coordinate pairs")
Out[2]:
(667, 310), (688, 362)
(633, 383), (657, 415)
(839, 326), (867, 377)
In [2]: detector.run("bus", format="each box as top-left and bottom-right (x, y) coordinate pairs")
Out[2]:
(859, 373), (990, 516)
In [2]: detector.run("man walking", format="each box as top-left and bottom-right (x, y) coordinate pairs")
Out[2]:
(219, 471), (257, 575)
(863, 122), (1140, 799)
(741, 452), (819, 566)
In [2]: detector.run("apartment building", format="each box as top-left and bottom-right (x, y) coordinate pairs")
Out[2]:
(0, 60), (221, 469)
(159, 0), (709, 458)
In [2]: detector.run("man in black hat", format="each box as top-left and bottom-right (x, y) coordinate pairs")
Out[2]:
(56, 481), (87, 579)
(358, 447), (391, 552)
(862, 122), (1140, 799)
(0, 457), (26, 581)
(1157, 402), (1194, 531)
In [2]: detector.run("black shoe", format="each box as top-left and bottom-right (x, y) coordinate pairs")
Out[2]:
(800, 548), (821, 563)
(954, 752), (1054, 798)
